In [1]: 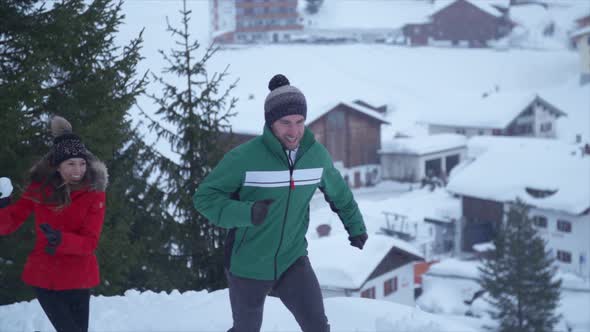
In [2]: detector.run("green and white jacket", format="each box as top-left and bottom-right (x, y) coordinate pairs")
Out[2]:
(193, 126), (366, 280)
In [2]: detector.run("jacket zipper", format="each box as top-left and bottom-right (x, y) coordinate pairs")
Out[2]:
(273, 150), (296, 279)
(274, 164), (294, 280)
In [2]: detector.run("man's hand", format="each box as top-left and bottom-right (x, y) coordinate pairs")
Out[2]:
(348, 233), (368, 250)
(0, 177), (13, 208)
(251, 199), (274, 226)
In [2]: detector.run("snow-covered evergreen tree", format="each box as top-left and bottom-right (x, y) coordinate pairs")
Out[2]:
(140, 0), (237, 291)
(479, 199), (562, 332)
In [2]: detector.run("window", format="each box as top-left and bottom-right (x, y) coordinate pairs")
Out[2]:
(492, 129), (502, 135)
(383, 277), (398, 296)
(361, 287), (375, 299)
(455, 128), (466, 134)
(557, 220), (572, 233)
(557, 250), (572, 263)
(540, 122), (552, 132)
(532, 215), (547, 228)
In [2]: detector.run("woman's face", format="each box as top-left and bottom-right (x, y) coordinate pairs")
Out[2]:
(57, 158), (87, 184)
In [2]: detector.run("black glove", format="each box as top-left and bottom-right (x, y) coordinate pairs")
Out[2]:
(251, 199), (274, 226)
(348, 233), (368, 250)
(0, 197), (9, 208)
(40, 223), (62, 247)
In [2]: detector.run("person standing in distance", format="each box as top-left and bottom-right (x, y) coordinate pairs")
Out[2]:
(193, 74), (368, 332)
(0, 116), (108, 332)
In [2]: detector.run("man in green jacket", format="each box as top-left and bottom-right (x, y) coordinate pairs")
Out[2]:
(194, 74), (368, 332)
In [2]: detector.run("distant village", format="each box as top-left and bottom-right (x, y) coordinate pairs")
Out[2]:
(210, 0), (590, 311)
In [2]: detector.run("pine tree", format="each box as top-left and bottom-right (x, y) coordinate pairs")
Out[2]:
(0, 0), (153, 302)
(140, 0), (237, 291)
(479, 199), (562, 332)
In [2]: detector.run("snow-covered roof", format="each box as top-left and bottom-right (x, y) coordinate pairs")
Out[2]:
(539, 83), (590, 143)
(447, 137), (590, 215)
(308, 101), (390, 125)
(378, 188), (462, 225)
(432, 0), (503, 18)
(308, 234), (423, 289)
(510, 4), (552, 29)
(570, 26), (590, 38)
(299, 0), (431, 30)
(379, 134), (466, 155)
(427, 258), (481, 279)
(423, 92), (565, 129)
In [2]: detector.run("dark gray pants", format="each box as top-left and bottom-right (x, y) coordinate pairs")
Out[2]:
(34, 287), (90, 332)
(226, 255), (329, 332)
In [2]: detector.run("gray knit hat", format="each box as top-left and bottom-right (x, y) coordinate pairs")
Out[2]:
(50, 116), (88, 166)
(264, 74), (307, 126)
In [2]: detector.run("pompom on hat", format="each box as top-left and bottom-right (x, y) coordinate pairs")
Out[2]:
(264, 74), (307, 126)
(50, 116), (88, 166)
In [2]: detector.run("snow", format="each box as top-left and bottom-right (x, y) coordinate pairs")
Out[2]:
(433, 0), (503, 18)
(308, 100), (389, 124)
(0, 288), (479, 332)
(422, 91), (561, 128)
(419, 258), (590, 332)
(428, 258), (482, 280)
(309, 234), (422, 289)
(540, 82), (590, 143)
(571, 26), (590, 38)
(309, 187), (460, 240)
(300, 0), (431, 30)
(447, 137), (590, 214)
(379, 134), (467, 155)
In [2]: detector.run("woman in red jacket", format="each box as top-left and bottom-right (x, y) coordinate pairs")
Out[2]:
(0, 116), (107, 332)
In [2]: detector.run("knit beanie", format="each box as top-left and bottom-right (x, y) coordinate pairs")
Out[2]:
(264, 74), (307, 126)
(50, 116), (88, 166)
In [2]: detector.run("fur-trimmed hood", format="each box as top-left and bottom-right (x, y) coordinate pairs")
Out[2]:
(29, 152), (109, 192)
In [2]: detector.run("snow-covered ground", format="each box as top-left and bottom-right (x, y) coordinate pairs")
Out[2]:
(418, 258), (590, 332)
(0, 288), (483, 332)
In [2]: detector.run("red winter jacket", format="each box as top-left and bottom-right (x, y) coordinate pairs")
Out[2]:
(0, 159), (107, 290)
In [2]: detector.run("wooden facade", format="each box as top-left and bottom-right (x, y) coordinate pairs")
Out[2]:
(308, 102), (388, 169)
(461, 195), (503, 251)
(403, 0), (513, 47)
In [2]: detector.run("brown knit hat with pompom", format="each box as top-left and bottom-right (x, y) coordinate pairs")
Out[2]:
(50, 116), (88, 166)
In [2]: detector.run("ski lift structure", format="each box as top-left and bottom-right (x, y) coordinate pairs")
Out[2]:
(378, 211), (418, 242)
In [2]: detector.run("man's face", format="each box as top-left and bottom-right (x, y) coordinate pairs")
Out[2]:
(271, 114), (305, 150)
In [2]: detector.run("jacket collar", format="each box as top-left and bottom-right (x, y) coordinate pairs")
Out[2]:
(262, 125), (315, 166)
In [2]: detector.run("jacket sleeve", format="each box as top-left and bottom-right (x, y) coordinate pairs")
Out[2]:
(319, 158), (366, 237)
(0, 185), (35, 235)
(193, 151), (254, 229)
(56, 192), (105, 256)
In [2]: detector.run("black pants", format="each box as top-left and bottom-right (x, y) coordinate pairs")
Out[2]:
(226, 255), (329, 332)
(34, 287), (90, 332)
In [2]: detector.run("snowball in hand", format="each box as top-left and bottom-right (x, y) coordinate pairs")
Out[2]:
(0, 177), (13, 198)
